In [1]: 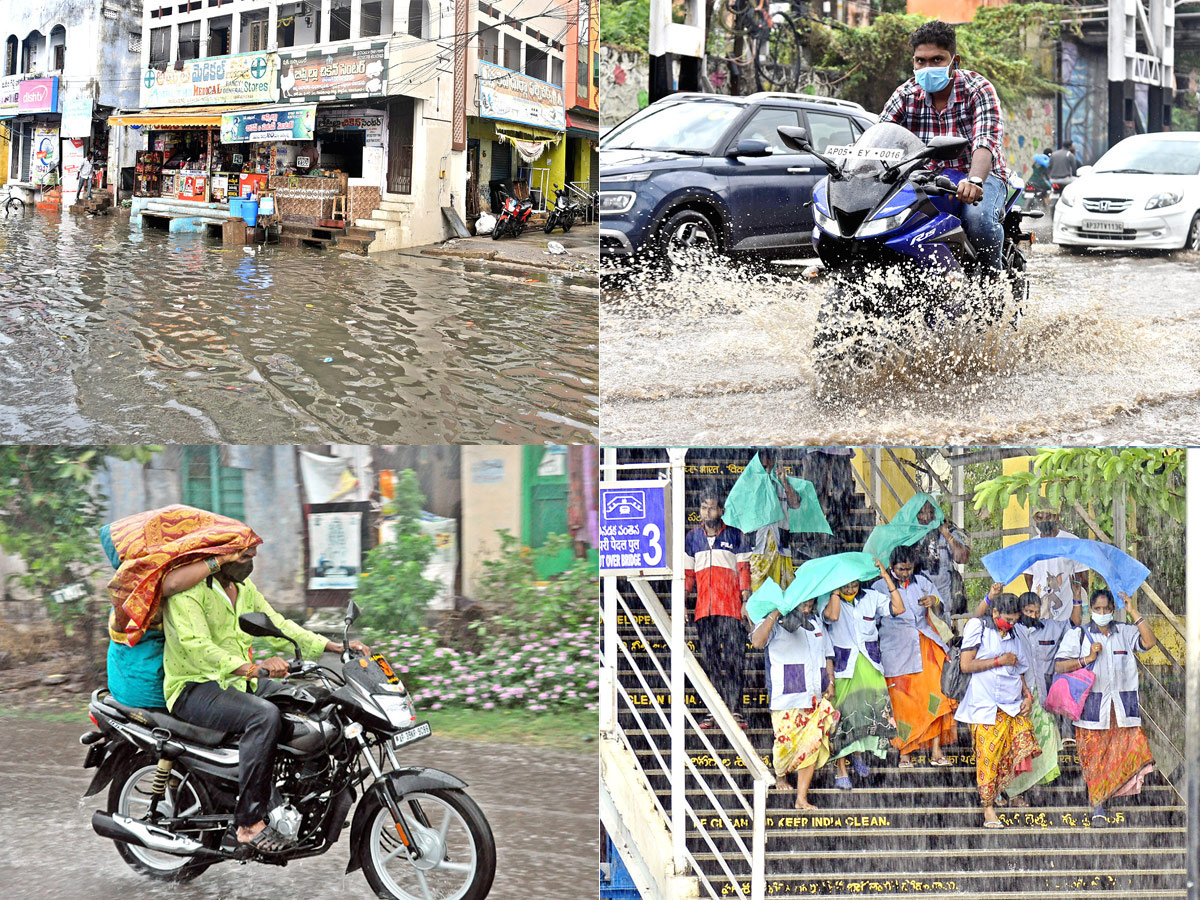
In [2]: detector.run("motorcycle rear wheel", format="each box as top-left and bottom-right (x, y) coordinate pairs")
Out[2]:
(358, 788), (496, 900)
(107, 752), (219, 881)
(562, 216), (573, 233)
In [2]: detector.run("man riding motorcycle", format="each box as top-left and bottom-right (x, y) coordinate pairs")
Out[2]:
(879, 19), (1008, 278)
(164, 544), (369, 854)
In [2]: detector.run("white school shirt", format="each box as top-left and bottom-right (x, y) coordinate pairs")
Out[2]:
(954, 617), (1031, 726)
(873, 573), (948, 678)
(764, 619), (834, 711)
(822, 588), (887, 679)
(1056, 623), (1147, 729)
(1023, 529), (1089, 622)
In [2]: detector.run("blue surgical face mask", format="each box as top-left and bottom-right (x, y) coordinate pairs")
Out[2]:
(1092, 612), (1114, 627)
(915, 64), (953, 94)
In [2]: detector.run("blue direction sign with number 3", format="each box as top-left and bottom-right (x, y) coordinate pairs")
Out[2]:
(599, 481), (670, 576)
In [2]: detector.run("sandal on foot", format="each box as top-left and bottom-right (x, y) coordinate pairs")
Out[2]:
(929, 757), (953, 767)
(834, 776), (852, 791)
(897, 759), (914, 769)
(851, 756), (870, 778)
(698, 716), (717, 730)
(732, 712), (748, 730)
(240, 825), (290, 855)
(982, 820), (1004, 830)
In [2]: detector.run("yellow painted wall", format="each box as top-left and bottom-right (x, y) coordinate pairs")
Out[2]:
(0, 126), (9, 185)
(460, 446), (524, 598)
(546, 138), (567, 198)
(849, 448), (920, 520)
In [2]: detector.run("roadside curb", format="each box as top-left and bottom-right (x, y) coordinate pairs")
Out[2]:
(421, 246), (598, 279)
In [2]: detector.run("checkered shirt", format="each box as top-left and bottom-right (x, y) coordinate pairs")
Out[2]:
(879, 69), (1009, 182)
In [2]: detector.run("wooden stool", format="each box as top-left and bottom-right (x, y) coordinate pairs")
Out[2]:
(332, 194), (347, 223)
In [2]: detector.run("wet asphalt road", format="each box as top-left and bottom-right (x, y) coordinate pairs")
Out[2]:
(0, 716), (597, 900)
(0, 211), (597, 444)
(600, 223), (1200, 446)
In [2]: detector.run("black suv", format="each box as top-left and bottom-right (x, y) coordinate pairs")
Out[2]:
(599, 92), (876, 268)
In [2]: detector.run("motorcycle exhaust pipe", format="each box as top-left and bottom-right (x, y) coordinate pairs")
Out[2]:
(92, 811), (223, 861)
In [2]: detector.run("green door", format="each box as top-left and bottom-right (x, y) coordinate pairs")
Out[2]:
(522, 446), (572, 578)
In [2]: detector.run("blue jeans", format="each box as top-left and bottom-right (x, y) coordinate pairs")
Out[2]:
(960, 173), (1006, 274)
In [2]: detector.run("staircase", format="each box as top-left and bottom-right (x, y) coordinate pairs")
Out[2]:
(279, 222), (377, 254)
(355, 192), (413, 252)
(612, 590), (1186, 899)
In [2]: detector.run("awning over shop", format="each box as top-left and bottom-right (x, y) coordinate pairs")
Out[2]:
(494, 121), (564, 142)
(565, 111), (599, 139)
(108, 105), (249, 127)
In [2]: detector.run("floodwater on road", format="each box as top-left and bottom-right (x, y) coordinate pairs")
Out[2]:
(601, 230), (1200, 445)
(0, 211), (597, 443)
(0, 714), (596, 900)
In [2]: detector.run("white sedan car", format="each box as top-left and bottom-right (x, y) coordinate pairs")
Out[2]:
(1053, 131), (1200, 251)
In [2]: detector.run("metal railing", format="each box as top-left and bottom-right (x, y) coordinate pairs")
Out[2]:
(601, 451), (772, 900)
(566, 180), (597, 224)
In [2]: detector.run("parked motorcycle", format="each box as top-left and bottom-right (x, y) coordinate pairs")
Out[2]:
(81, 599), (496, 900)
(778, 121), (1042, 388)
(1049, 175), (1076, 216)
(543, 185), (581, 234)
(492, 190), (533, 240)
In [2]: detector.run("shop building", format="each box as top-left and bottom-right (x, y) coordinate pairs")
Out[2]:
(465, 0), (573, 222)
(118, 0), (463, 249)
(562, 0), (599, 202)
(1, 0), (142, 205)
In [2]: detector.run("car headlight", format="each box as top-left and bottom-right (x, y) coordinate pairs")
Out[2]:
(601, 171), (652, 184)
(1058, 189), (1075, 207)
(857, 208), (912, 238)
(1145, 191), (1182, 210)
(813, 206), (840, 237)
(599, 191), (636, 215)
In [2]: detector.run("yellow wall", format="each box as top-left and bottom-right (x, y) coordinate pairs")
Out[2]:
(1000, 454), (1035, 592)
(0, 125), (9, 185)
(546, 138), (566, 198)
(460, 446), (524, 598)
(849, 448), (920, 520)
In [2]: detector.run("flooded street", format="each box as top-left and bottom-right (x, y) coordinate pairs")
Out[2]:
(600, 229), (1200, 445)
(0, 714), (596, 900)
(0, 212), (597, 443)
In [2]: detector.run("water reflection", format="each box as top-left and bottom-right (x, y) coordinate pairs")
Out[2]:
(0, 212), (597, 443)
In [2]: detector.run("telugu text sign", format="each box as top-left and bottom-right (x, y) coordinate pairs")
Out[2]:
(221, 106), (316, 143)
(280, 44), (387, 100)
(141, 52), (278, 107)
(478, 61), (565, 132)
(599, 480), (671, 576)
(0, 75), (20, 118)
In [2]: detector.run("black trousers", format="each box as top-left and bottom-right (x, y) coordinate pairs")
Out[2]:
(173, 678), (284, 828)
(695, 614), (746, 715)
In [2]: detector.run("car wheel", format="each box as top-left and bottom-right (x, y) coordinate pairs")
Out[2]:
(657, 209), (719, 271)
(1183, 213), (1200, 252)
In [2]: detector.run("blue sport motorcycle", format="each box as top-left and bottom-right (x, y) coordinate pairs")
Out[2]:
(778, 122), (1041, 386)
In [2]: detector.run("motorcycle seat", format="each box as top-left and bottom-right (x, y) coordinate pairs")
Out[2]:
(100, 692), (231, 746)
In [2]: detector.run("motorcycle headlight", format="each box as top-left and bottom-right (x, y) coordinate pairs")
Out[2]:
(857, 208), (913, 238)
(1145, 191), (1182, 210)
(1058, 188), (1075, 208)
(813, 205), (840, 237)
(599, 191), (636, 215)
(374, 693), (416, 728)
(602, 171), (652, 184)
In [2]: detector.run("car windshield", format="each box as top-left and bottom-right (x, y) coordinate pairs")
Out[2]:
(835, 122), (929, 176)
(601, 101), (741, 154)
(1095, 139), (1200, 175)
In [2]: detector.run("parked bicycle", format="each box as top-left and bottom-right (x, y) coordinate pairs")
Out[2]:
(2, 184), (26, 216)
(720, 0), (803, 93)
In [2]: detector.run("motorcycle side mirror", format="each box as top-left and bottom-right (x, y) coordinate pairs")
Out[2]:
(925, 135), (970, 161)
(727, 138), (772, 159)
(344, 600), (360, 626)
(239, 612), (284, 638)
(776, 126), (812, 154)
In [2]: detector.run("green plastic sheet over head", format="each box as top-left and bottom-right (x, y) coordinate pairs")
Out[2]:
(747, 551), (880, 623)
(722, 453), (833, 536)
(862, 492), (944, 567)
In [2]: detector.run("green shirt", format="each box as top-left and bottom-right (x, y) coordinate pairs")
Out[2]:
(162, 578), (329, 712)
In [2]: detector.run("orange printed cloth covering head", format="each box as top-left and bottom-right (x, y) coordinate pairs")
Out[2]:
(107, 504), (262, 646)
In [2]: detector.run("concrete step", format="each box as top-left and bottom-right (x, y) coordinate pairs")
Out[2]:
(368, 207), (405, 222)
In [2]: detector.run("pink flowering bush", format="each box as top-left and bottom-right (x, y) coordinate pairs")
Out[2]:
(366, 532), (598, 713)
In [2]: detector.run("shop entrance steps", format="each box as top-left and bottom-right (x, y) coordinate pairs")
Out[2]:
(354, 197), (411, 252)
(279, 222), (377, 254)
(612, 589), (1187, 899)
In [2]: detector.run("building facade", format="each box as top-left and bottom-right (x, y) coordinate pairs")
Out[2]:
(120, 0), (465, 247)
(1, 0), (142, 202)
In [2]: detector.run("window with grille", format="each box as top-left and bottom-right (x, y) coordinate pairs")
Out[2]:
(129, 31), (142, 53)
(181, 447), (246, 522)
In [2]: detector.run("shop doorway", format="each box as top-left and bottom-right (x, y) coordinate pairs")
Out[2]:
(387, 96), (414, 194)
(321, 129), (365, 177)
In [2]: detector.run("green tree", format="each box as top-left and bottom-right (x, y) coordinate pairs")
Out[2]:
(354, 470), (439, 635)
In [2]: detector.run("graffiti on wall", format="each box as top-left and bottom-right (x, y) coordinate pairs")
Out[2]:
(1060, 41), (1109, 164)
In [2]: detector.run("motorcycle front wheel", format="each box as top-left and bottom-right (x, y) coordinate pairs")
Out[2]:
(491, 221), (504, 240)
(358, 788), (496, 900)
(543, 214), (557, 234)
(107, 751), (219, 881)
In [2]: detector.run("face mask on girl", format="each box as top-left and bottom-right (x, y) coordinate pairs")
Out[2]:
(1092, 612), (1114, 627)
(994, 616), (1014, 632)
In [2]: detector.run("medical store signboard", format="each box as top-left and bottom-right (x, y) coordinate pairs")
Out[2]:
(478, 62), (565, 132)
(221, 105), (316, 143)
(599, 480), (672, 577)
(18, 77), (59, 114)
(141, 52), (279, 107)
(279, 44), (388, 101)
